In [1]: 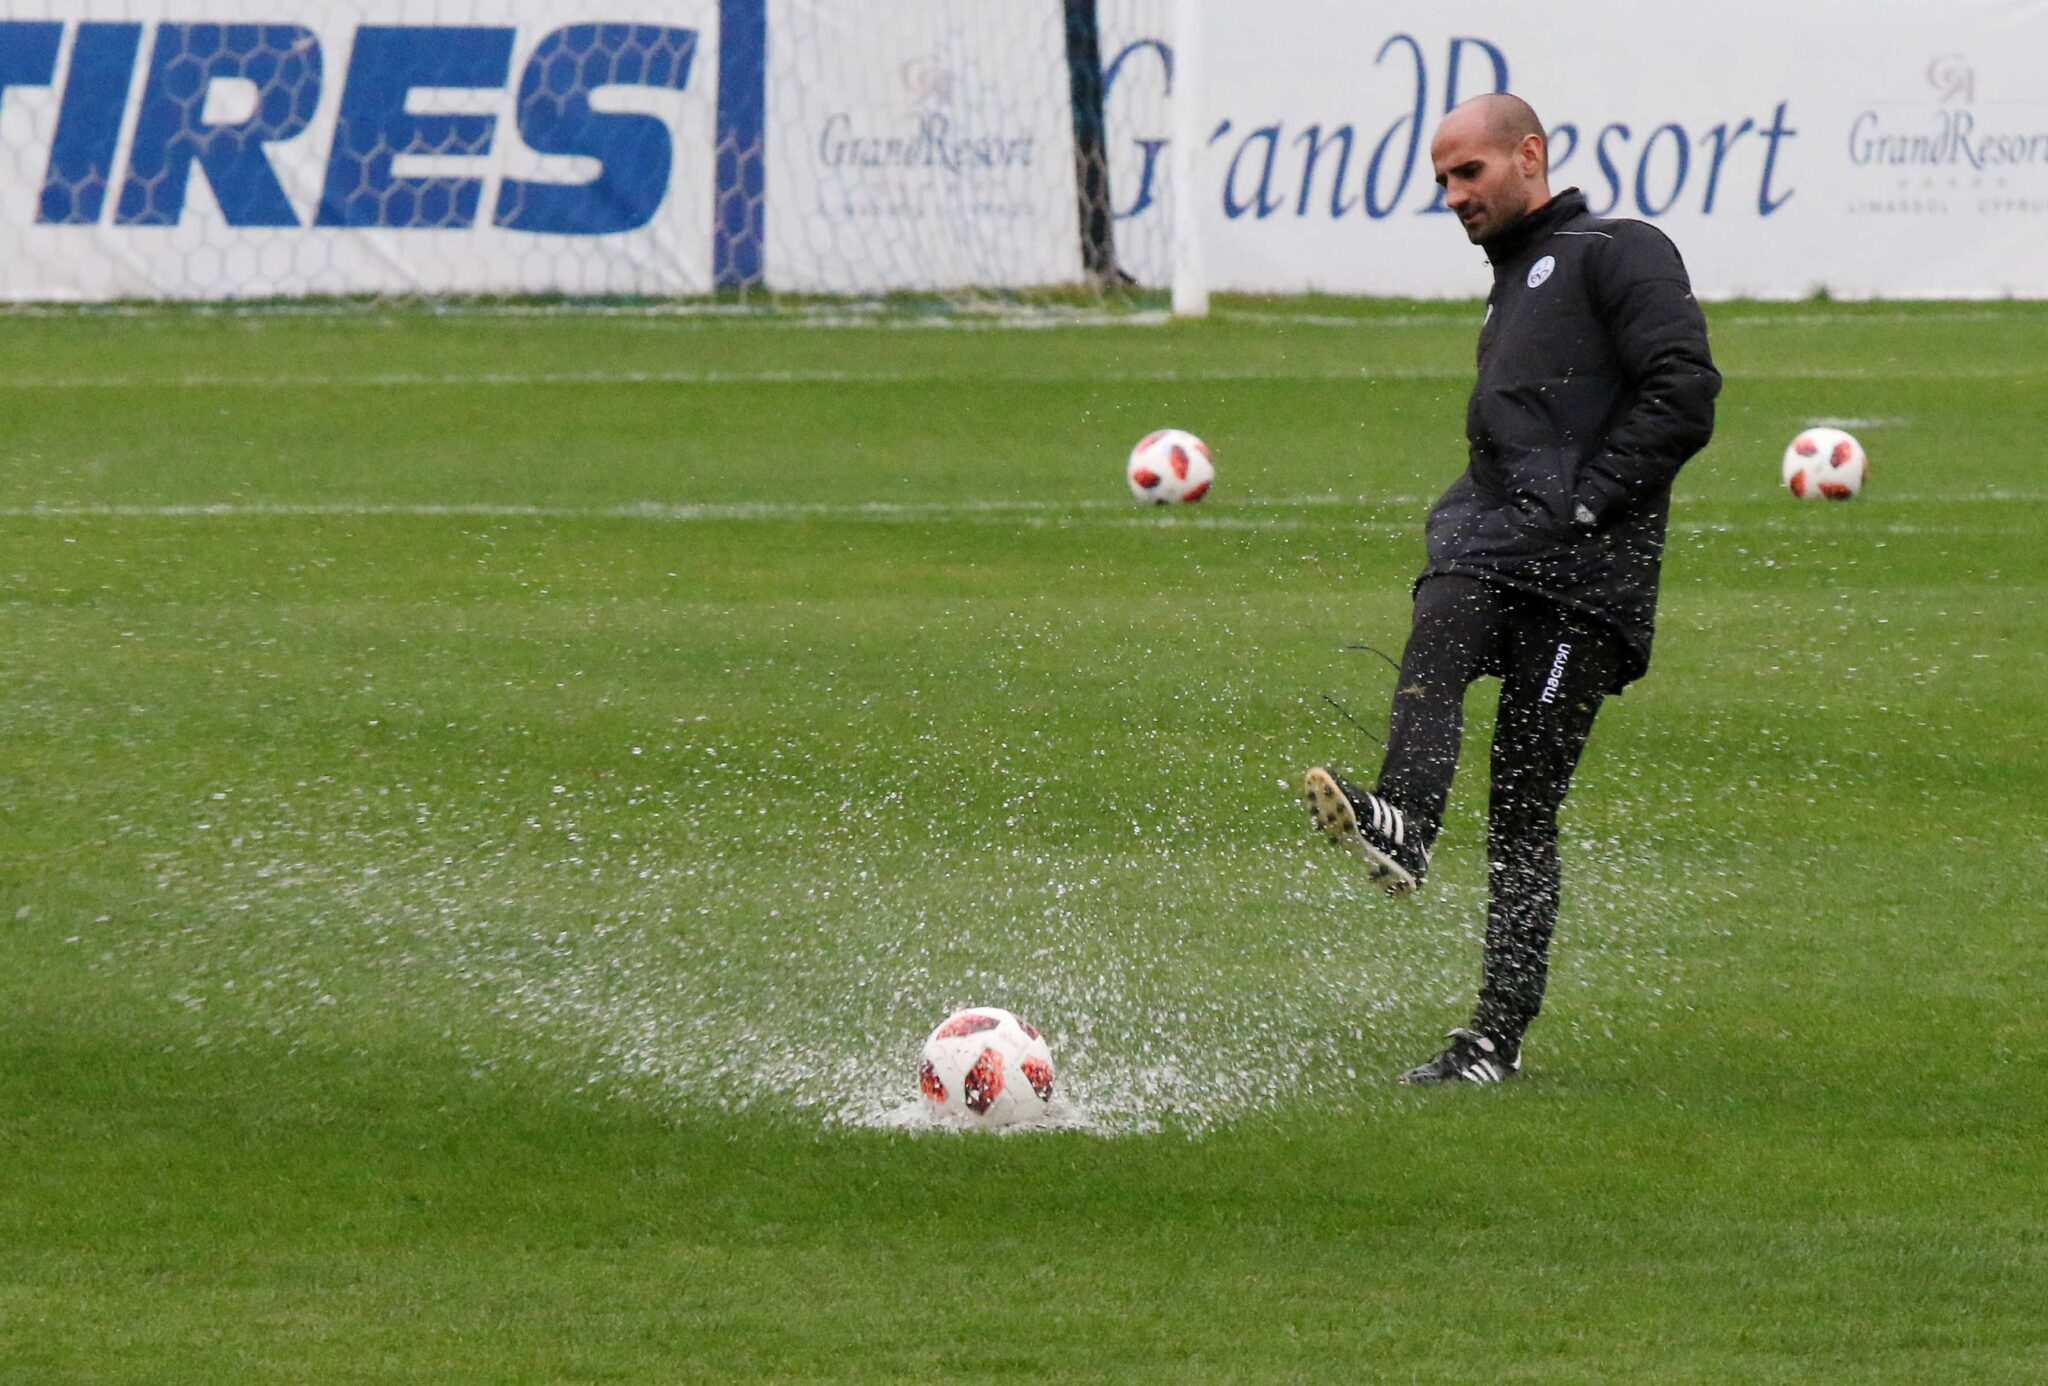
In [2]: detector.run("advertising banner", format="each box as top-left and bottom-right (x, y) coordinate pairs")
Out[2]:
(1132, 0), (2048, 298)
(0, 0), (2043, 301)
(0, 0), (730, 299)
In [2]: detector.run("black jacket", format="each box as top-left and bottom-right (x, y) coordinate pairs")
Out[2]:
(1420, 187), (1720, 687)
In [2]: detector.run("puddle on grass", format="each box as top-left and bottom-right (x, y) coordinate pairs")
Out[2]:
(104, 768), (1731, 1137)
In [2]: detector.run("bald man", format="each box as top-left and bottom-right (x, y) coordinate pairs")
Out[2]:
(1303, 93), (1721, 1084)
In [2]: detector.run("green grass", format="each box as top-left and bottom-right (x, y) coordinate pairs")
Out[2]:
(2, 297), (2045, 1380)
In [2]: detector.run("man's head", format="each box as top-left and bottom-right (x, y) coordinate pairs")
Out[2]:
(1430, 94), (1550, 245)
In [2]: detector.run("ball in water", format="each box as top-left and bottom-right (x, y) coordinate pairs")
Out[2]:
(917, 1007), (1056, 1128)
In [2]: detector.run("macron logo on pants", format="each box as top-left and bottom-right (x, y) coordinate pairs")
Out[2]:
(1539, 643), (1573, 705)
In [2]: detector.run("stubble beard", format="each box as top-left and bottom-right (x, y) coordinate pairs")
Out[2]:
(1467, 186), (1537, 246)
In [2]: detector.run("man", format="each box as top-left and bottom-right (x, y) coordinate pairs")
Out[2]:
(1303, 93), (1720, 1084)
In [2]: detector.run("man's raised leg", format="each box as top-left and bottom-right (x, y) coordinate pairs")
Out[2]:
(1305, 575), (1504, 893)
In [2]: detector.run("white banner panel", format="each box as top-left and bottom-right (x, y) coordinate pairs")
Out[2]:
(0, 0), (721, 300)
(1153, 0), (2048, 299)
(760, 0), (1082, 293)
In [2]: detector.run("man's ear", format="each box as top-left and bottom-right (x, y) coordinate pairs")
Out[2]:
(1520, 133), (1547, 178)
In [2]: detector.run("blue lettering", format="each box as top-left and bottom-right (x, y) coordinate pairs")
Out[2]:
(1546, 122), (1579, 181)
(39, 24), (139, 225)
(711, 0), (764, 285)
(1102, 38), (1170, 219)
(1365, 34), (1425, 218)
(0, 22), (60, 102)
(1422, 38), (1508, 214)
(316, 26), (512, 229)
(1697, 118), (1753, 214)
(1635, 122), (1689, 216)
(116, 24), (321, 227)
(495, 24), (696, 235)
(1757, 100), (1796, 215)
(1592, 122), (1631, 215)
(1222, 123), (1284, 218)
(1444, 36), (1508, 108)
(1293, 124), (1356, 217)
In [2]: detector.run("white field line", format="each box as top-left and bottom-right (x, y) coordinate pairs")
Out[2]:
(1218, 310), (1475, 328)
(1222, 308), (2048, 329)
(2, 363), (2042, 390)
(22, 302), (2028, 329)
(1726, 309), (2046, 328)
(597, 308), (1175, 331)
(0, 495), (1428, 522)
(0, 365), (1452, 390)
(0, 301), (1175, 330)
(3, 494), (2043, 525)
(0, 364), (1450, 389)
(2, 299), (2039, 329)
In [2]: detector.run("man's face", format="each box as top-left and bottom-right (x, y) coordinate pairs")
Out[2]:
(1430, 119), (1543, 245)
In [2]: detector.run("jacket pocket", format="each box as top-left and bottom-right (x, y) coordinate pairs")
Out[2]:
(1501, 448), (1576, 537)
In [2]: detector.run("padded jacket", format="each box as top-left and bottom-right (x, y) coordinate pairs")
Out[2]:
(1420, 187), (1721, 687)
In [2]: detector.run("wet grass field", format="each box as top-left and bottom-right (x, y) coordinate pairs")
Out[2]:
(2, 299), (2044, 1378)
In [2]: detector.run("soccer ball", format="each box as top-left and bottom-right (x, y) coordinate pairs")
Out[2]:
(1127, 428), (1214, 504)
(1782, 427), (1867, 500)
(917, 1006), (1056, 1128)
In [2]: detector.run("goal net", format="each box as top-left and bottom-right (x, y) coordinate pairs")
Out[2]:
(0, 0), (1173, 302)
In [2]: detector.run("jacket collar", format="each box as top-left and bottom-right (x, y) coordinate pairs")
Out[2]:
(1483, 188), (1588, 266)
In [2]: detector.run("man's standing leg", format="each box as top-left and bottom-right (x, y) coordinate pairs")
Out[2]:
(1470, 601), (1625, 1057)
(1393, 597), (1622, 1085)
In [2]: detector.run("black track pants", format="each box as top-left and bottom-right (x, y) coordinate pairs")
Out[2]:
(1375, 574), (1624, 1047)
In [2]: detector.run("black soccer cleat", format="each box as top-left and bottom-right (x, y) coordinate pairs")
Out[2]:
(1399, 1028), (1521, 1085)
(1302, 766), (1430, 896)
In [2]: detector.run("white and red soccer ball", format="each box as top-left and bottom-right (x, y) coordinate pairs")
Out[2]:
(1127, 428), (1214, 504)
(1782, 427), (1867, 500)
(917, 1007), (1056, 1128)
